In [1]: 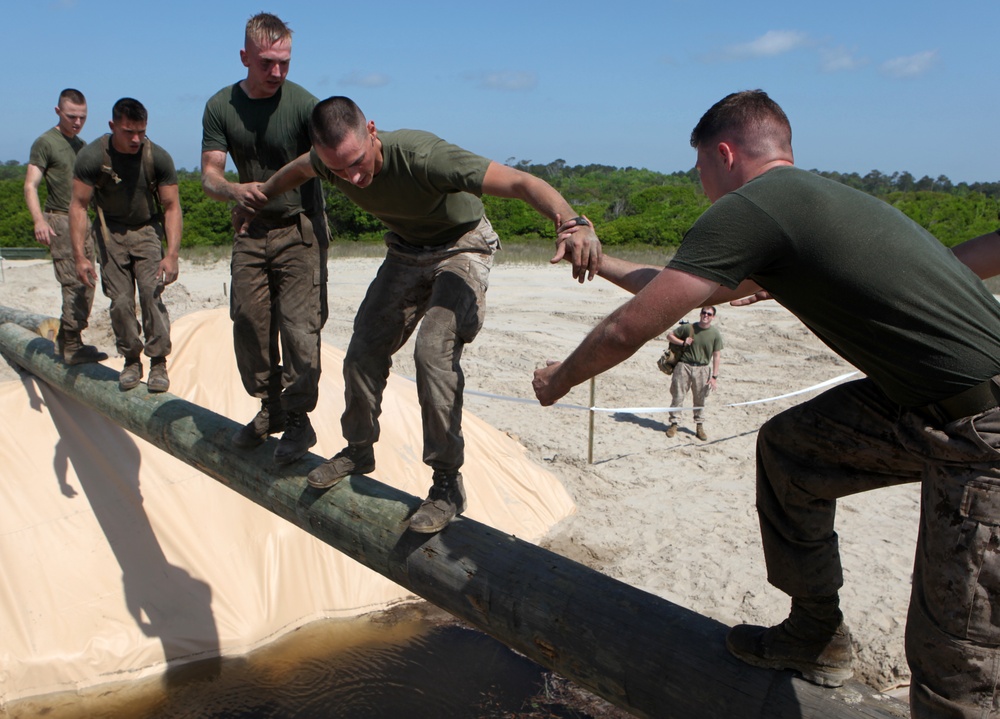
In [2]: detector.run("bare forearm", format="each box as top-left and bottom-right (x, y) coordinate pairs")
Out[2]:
(260, 154), (315, 199)
(23, 182), (45, 224)
(514, 174), (575, 223)
(69, 203), (88, 259)
(163, 203), (182, 259)
(554, 311), (649, 392)
(597, 255), (663, 294)
(201, 165), (236, 202)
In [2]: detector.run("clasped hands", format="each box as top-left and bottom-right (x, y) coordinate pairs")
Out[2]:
(554, 214), (601, 283)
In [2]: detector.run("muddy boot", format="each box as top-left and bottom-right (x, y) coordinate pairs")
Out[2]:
(307, 444), (376, 489)
(232, 400), (286, 449)
(696, 423), (708, 441)
(119, 357), (143, 391)
(147, 357), (169, 393)
(726, 595), (854, 688)
(409, 471), (467, 534)
(665, 422), (678, 438)
(273, 411), (317, 466)
(58, 328), (108, 365)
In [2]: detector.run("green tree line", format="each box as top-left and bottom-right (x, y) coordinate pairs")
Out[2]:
(1, 160), (997, 251)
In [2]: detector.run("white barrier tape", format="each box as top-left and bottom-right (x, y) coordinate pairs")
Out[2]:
(403, 369), (859, 414)
(587, 371), (859, 414)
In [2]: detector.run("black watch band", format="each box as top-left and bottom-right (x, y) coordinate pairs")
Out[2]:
(569, 216), (590, 227)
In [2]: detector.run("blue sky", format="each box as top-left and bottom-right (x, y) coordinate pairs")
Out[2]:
(6, 0), (997, 183)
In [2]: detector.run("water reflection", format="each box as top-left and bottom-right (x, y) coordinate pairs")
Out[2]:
(7, 604), (628, 719)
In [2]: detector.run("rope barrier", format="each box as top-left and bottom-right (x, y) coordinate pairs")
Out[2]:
(406, 370), (861, 414)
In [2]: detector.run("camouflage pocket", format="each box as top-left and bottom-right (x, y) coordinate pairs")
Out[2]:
(920, 475), (1000, 644)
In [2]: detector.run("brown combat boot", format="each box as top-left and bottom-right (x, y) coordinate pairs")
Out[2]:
(696, 423), (708, 441)
(119, 357), (143, 390)
(147, 357), (169, 393)
(58, 328), (108, 365)
(726, 596), (854, 688)
(409, 471), (467, 534)
(273, 411), (317, 466)
(232, 400), (286, 449)
(665, 423), (678, 438)
(307, 444), (376, 489)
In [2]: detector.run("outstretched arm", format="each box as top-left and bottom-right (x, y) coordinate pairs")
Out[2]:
(532, 268), (721, 405)
(593, 254), (663, 294)
(258, 152), (317, 199)
(481, 162), (601, 282)
(590, 252), (763, 305)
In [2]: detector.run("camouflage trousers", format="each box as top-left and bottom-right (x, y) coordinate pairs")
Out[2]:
(341, 217), (498, 473)
(47, 212), (96, 333)
(668, 361), (712, 424)
(95, 219), (170, 359)
(757, 377), (1000, 718)
(230, 213), (328, 414)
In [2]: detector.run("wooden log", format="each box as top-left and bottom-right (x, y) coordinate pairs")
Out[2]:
(0, 311), (909, 719)
(0, 304), (59, 338)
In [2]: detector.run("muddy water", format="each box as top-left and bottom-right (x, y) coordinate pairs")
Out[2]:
(5, 604), (624, 719)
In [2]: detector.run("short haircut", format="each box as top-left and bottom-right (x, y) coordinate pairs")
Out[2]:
(309, 96), (367, 149)
(58, 88), (86, 107)
(245, 12), (292, 48)
(690, 89), (792, 160)
(701, 306), (717, 316)
(111, 97), (148, 124)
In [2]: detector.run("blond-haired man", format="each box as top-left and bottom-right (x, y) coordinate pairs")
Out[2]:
(201, 12), (329, 466)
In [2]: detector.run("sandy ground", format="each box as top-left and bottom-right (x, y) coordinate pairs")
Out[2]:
(0, 254), (919, 694)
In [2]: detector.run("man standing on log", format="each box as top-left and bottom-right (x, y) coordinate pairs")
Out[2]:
(533, 89), (1000, 719)
(71, 97), (181, 393)
(201, 12), (329, 467)
(24, 88), (107, 366)
(250, 95), (601, 533)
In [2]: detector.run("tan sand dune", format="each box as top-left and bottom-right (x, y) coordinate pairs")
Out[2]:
(0, 302), (574, 703)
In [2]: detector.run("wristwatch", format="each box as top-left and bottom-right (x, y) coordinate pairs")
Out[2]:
(569, 216), (590, 227)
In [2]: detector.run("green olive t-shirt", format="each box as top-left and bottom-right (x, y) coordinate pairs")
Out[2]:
(28, 127), (85, 213)
(73, 136), (177, 227)
(669, 166), (1000, 406)
(311, 129), (491, 246)
(202, 80), (321, 221)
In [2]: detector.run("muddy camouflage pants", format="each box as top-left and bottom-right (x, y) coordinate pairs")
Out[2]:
(95, 219), (170, 359)
(757, 377), (1000, 718)
(341, 217), (498, 473)
(230, 213), (329, 414)
(47, 212), (96, 333)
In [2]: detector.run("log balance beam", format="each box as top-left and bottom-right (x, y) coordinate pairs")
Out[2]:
(0, 307), (908, 719)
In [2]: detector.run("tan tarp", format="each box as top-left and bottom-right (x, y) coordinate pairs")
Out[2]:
(0, 308), (575, 703)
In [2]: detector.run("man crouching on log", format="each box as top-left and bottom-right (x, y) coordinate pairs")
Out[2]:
(533, 89), (1000, 719)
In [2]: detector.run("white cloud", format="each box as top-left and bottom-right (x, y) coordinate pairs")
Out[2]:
(724, 30), (810, 59)
(339, 71), (391, 88)
(477, 71), (537, 92)
(880, 50), (938, 79)
(820, 46), (868, 72)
